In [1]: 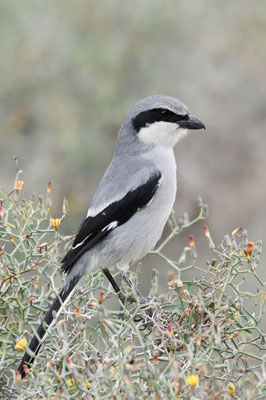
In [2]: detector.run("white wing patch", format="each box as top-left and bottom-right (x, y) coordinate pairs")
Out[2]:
(71, 220), (118, 250)
(71, 235), (91, 250)
(106, 221), (118, 230)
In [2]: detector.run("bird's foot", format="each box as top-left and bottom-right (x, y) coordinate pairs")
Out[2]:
(121, 273), (157, 321)
(121, 272), (147, 304)
(102, 268), (157, 325)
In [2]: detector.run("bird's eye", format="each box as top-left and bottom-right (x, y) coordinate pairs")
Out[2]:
(160, 109), (171, 117)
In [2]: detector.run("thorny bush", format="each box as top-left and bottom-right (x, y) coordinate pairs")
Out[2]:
(0, 169), (265, 400)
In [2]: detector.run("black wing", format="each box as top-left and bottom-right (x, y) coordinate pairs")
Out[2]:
(61, 172), (162, 274)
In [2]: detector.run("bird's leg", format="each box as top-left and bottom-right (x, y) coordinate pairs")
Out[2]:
(121, 272), (148, 304)
(102, 267), (126, 305)
(102, 268), (137, 306)
(102, 268), (153, 321)
(121, 272), (154, 320)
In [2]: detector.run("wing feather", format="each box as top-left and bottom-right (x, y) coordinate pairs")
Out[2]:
(61, 171), (162, 274)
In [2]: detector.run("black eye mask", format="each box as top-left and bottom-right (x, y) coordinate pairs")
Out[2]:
(132, 108), (189, 132)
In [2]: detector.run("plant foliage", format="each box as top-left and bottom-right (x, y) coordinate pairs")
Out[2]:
(0, 171), (265, 399)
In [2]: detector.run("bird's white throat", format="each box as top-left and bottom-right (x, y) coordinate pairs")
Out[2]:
(138, 121), (188, 148)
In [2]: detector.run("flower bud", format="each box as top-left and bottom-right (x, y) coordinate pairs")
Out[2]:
(256, 240), (262, 255)
(16, 370), (22, 382)
(168, 324), (174, 337)
(204, 226), (215, 249)
(153, 354), (159, 365)
(38, 195), (43, 207)
(182, 212), (189, 225)
(99, 291), (104, 304)
(202, 204), (208, 218)
(62, 197), (69, 215)
(232, 227), (242, 236)
(223, 234), (231, 248)
(76, 306), (82, 319)
(47, 181), (52, 194)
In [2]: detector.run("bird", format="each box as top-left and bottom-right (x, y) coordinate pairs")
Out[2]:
(17, 95), (205, 378)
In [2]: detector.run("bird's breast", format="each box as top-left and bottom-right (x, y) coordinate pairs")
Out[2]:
(124, 147), (177, 261)
(86, 147), (177, 271)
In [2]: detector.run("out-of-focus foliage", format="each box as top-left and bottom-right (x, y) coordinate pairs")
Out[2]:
(1, 1), (266, 255)
(0, 176), (265, 399)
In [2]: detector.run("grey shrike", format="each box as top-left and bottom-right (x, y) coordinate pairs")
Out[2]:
(17, 95), (205, 378)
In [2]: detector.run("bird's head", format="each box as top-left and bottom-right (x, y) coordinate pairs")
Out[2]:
(125, 95), (205, 148)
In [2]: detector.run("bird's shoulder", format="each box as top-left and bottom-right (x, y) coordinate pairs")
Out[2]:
(89, 154), (160, 214)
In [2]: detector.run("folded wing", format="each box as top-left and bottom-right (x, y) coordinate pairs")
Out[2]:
(61, 171), (162, 274)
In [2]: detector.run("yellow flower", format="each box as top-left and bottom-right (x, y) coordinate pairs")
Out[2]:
(9, 235), (15, 243)
(99, 291), (104, 304)
(186, 374), (199, 387)
(76, 306), (82, 319)
(50, 218), (61, 231)
(67, 379), (75, 388)
(244, 241), (254, 260)
(85, 381), (91, 389)
(14, 338), (27, 351)
(15, 180), (24, 191)
(228, 382), (235, 397)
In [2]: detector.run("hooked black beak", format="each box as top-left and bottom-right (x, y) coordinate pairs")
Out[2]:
(179, 115), (206, 130)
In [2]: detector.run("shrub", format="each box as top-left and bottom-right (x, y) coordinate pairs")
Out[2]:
(0, 170), (265, 399)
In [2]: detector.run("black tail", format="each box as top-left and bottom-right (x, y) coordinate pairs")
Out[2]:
(17, 276), (80, 379)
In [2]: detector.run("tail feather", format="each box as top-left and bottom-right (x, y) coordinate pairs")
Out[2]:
(17, 276), (80, 379)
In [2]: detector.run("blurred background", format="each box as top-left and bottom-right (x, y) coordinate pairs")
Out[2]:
(1, 0), (266, 292)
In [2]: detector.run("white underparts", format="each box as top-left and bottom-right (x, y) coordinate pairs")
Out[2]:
(138, 121), (188, 148)
(117, 263), (129, 273)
